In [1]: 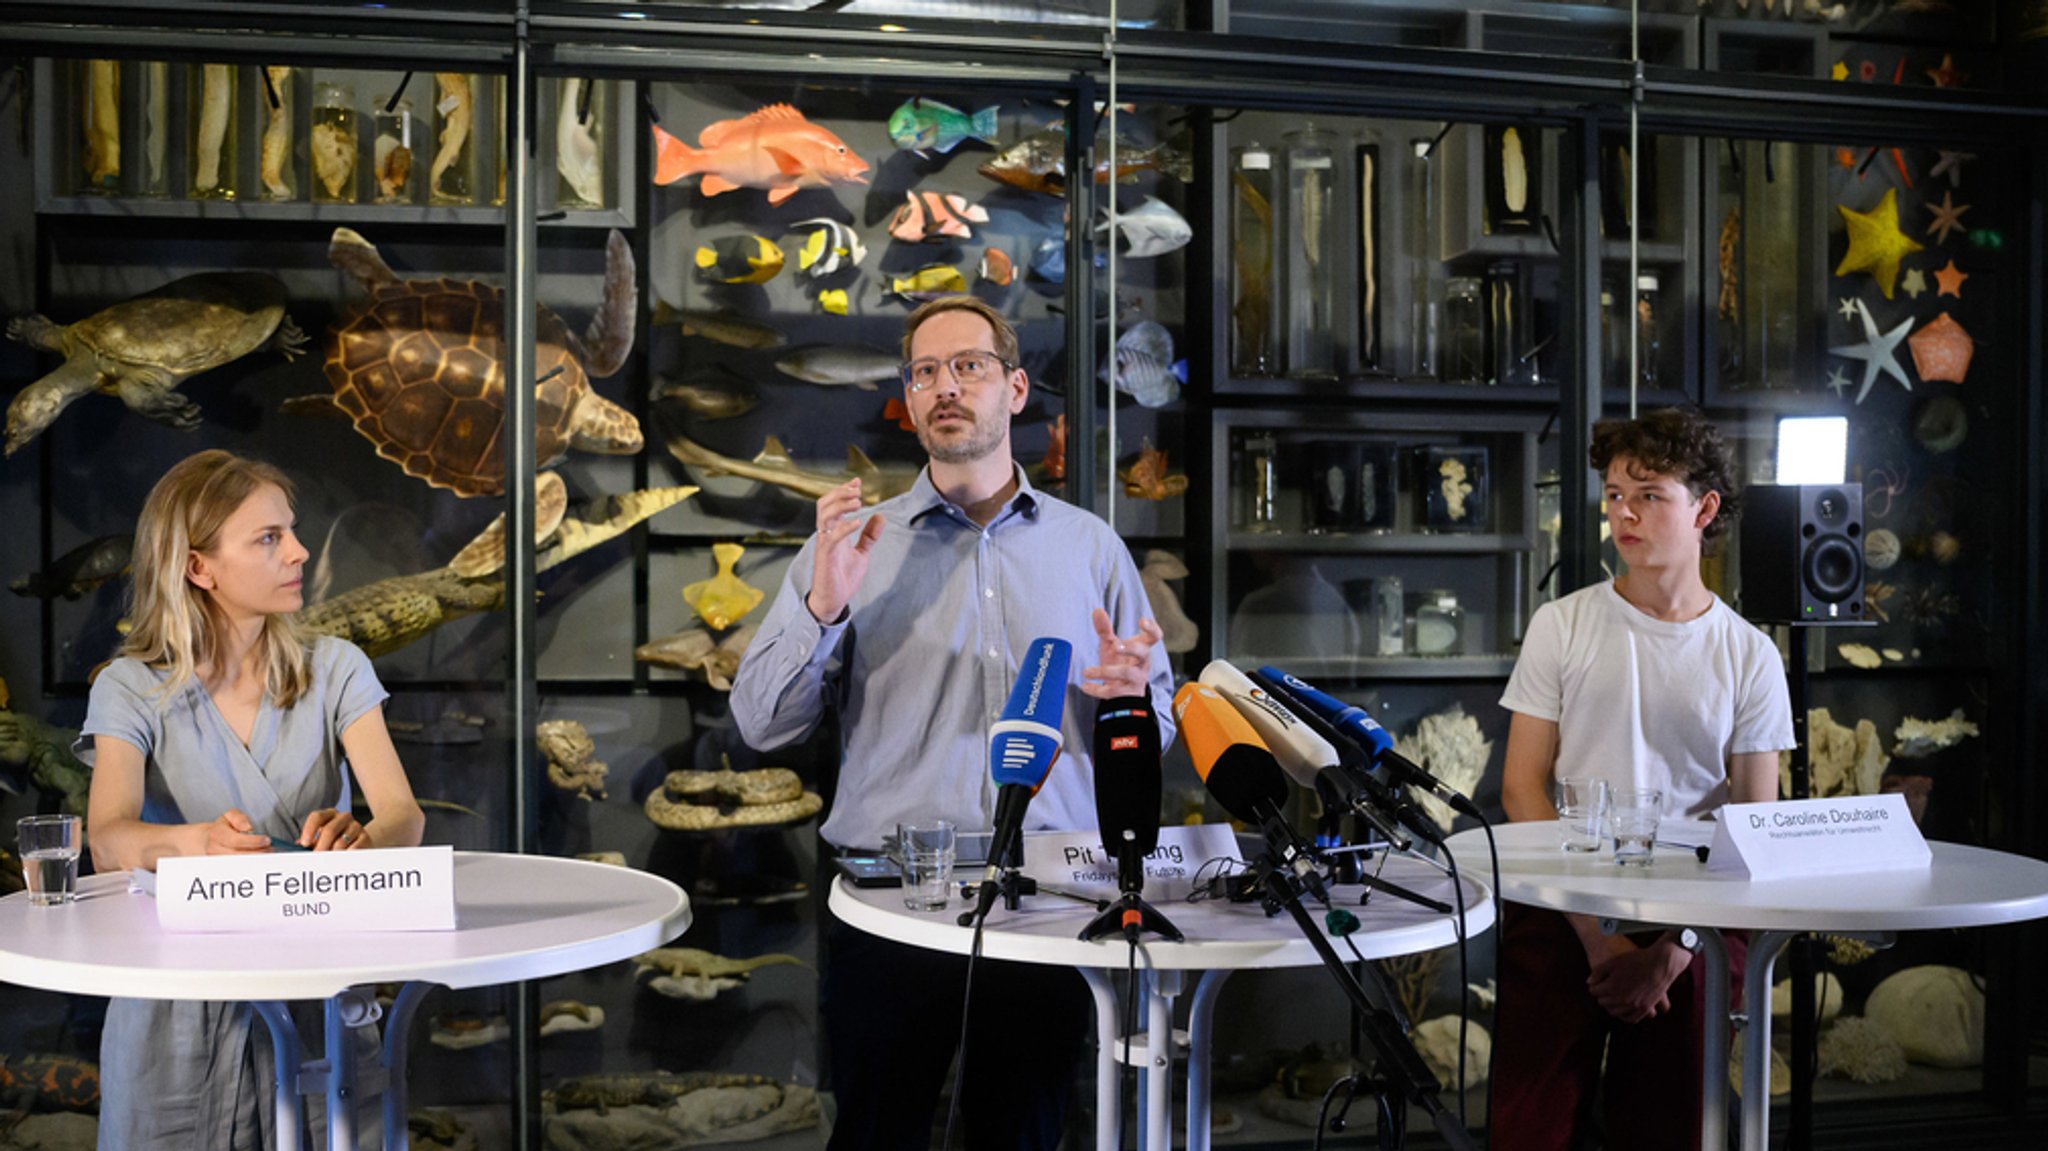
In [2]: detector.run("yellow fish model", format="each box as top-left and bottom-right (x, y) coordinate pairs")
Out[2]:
(695, 235), (785, 285)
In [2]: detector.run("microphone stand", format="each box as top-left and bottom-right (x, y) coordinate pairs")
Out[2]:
(1079, 833), (1184, 943)
(1316, 779), (1453, 915)
(1245, 847), (1478, 1151)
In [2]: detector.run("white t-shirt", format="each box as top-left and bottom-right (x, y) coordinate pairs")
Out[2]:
(1500, 581), (1795, 818)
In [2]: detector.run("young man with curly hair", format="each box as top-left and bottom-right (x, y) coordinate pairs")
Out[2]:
(1490, 408), (1795, 1150)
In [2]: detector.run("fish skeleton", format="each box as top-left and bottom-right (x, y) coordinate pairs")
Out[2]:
(792, 217), (866, 277)
(652, 103), (870, 205)
(1098, 195), (1192, 259)
(650, 301), (787, 349)
(774, 345), (900, 389)
(664, 433), (911, 505)
(888, 190), (989, 243)
(887, 97), (1001, 155)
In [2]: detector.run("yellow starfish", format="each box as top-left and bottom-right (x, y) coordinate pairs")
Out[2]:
(1835, 189), (1923, 300)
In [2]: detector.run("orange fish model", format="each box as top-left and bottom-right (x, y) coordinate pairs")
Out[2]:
(653, 104), (870, 205)
(1120, 439), (1189, 500)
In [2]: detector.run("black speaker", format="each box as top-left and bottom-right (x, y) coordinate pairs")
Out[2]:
(1739, 484), (1865, 624)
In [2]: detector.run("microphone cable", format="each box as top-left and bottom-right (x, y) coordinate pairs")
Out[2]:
(1118, 930), (1143, 1151)
(940, 917), (986, 1151)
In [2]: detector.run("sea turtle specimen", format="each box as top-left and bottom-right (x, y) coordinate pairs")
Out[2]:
(298, 473), (696, 658)
(4, 272), (306, 456)
(0, 676), (92, 816)
(544, 1072), (822, 1148)
(322, 227), (642, 498)
(10, 534), (133, 600)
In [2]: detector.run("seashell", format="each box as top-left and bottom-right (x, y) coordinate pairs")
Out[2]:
(1913, 395), (1968, 454)
(1927, 531), (1959, 565)
(1864, 528), (1901, 570)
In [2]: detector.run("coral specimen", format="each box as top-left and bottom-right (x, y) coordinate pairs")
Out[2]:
(1893, 709), (1979, 758)
(1819, 1016), (1908, 1085)
(1394, 706), (1492, 833)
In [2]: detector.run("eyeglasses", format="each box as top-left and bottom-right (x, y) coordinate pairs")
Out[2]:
(901, 351), (1013, 393)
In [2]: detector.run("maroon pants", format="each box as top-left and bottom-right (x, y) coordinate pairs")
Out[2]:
(1488, 904), (1746, 1151)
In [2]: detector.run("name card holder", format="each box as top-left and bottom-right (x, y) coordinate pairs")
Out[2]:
(1707, 795), (1930, 882)
(155, 846), (457, 933)
(1021, 825), (1240, 903)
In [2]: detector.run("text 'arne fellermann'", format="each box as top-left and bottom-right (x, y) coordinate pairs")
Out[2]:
(153, 845), (457, 934)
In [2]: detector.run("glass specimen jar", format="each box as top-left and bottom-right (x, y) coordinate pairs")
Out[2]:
(1443, 276), (1485, 385)
(428, 72), (479, 205)
(1281, 126), (1339, 381)
(310, 79), (359, 204)
(1230, 143), (1277, 378)
(372, 93), (417, 204)
(1414, 589), (1466, 656)
(187, 63), (238, 200)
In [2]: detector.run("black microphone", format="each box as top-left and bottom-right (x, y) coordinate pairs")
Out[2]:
(1080, 695), (1184, 945)
(1260, 666), (1484, 821)
(1091, 696), (1161, 897)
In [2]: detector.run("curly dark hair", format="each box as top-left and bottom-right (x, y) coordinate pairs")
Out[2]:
(1590, 407), (1742, 548)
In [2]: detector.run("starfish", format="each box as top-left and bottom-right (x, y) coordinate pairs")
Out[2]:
(1933, 259), (1968, 298)
(1925, 53), (1965, 88)
(1828, 299), (1913, 404)
(1835, 189), (1924, 299)
(1831, 60), (1849, 82)
(1925, 192), (1970, 244)
(1901, 268), (1928, 299)
(1826, 367), (1853, 398)
(1907, 313), (1973, 384)
(1837, 297), (1861, 321)
(1930, 150), (1973, 187)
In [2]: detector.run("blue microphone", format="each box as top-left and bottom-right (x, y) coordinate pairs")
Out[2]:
(970, 637), (1072, 924)
(1259, 666), (1483, 819)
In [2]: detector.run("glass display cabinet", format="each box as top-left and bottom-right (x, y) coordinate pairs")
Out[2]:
(0, 2), (2041, 1148)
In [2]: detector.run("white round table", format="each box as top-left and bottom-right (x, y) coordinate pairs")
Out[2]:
(832, 851), (1492, 1151)
(0, 851), (690, 1151)
(1446, 822), (2048, 1151)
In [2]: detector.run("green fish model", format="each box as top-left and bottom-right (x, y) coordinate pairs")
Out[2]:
(887, 97), (1001, 156)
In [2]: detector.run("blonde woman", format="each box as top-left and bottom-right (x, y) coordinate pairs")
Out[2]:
(79, 449), (423, 1149)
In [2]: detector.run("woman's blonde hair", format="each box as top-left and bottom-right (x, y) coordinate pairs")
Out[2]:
(121, 449), (312, 708)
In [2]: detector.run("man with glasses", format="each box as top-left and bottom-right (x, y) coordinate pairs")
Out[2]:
(734, 295), (1174, 1150)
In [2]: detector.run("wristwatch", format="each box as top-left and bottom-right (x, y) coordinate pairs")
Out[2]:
(1671, 927), (1702, 954)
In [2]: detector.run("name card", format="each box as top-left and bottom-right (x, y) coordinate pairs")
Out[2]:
(1018, 824), (1241, 903)
(155, 846), (456, 934)
(1707, 795), (1930, 882)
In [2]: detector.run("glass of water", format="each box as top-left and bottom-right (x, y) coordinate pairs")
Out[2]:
(1608, 788), (1664, 868)
(1554, 778), (1607, 853)
(899, 820), (956, 912)
(18, 814), (84, 906)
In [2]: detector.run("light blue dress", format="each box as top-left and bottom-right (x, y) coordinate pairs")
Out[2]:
(76, 635), (387, 1151)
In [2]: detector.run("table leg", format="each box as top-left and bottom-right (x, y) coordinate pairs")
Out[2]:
(1696, 928), (1731, 1151)
(1185, 970), (1231, 1151)
(382, 982), (432, 1151)
(250, 1001), (306, 1151)
(1145, 970), (1183, 1151)
(1080, 969), (1121, 1151)
(1741, 931), (1798, 1151)
(324, 996), (360, 1151)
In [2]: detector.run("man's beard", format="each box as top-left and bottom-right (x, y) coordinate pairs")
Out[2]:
(918, 406), (1005, 464)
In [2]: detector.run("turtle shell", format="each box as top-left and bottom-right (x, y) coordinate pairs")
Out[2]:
(325, 278), (585, 498)
(72, 272), (291, 379)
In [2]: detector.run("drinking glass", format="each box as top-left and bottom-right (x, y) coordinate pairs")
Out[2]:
(18, 815), (84, 907)
(1555, 778), (1606, 853)
(1609, 787), (1665, 867)
(899, 820), (957, 912)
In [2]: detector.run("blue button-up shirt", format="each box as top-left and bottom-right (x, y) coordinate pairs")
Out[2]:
(731, 464), (1176, 850)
